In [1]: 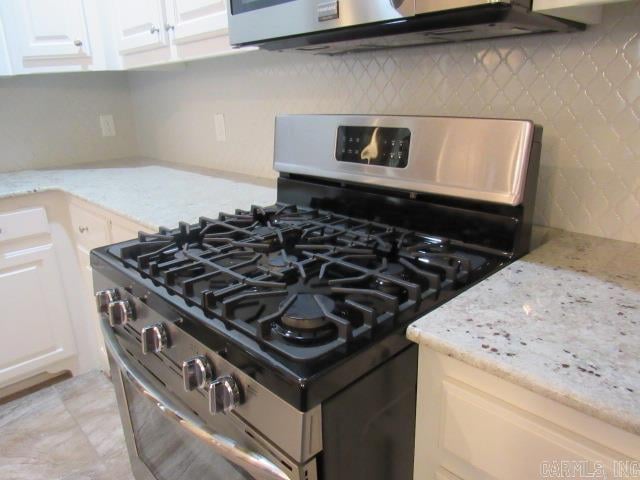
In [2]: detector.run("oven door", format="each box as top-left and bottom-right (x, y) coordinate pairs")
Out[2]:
(101, 319), (292, 480)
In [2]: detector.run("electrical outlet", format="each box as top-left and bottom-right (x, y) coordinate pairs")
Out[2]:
(99, 115), (116, 137)
(214, 113), (226, 142)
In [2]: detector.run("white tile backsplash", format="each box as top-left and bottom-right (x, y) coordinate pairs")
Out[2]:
(0, 72), (138, 172)
(129, 1), (640, 243)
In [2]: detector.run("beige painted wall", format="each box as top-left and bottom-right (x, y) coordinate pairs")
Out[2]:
(0, 72), (137, 173)
(128, 1), (640, 243)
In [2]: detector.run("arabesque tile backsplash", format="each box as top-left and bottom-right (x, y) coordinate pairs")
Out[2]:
(129, 1), (640, 243)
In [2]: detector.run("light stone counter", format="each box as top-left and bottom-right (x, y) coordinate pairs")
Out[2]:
(3, 161), (638, 434)
(407, 230), (640, 435)
(0, 160), (277, 229)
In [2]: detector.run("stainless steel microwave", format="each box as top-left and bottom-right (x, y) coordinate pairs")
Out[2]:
(226, 0), (584, 55)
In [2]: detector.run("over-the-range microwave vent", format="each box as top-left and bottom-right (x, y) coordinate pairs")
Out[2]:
(227, 0), (585, 55)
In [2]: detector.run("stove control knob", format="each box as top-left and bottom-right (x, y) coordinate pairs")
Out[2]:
(107, 300), (135, 327)
(95, 289), (119, 314)
(182, 356), (212, 392)
(209, 376), (241, 415)
(141, 323), (168, 354)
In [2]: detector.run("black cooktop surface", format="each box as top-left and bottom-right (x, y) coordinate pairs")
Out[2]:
(103, 204), (497, 366)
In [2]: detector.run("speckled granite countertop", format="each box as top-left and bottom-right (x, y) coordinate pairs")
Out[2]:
(3, 162), (638, 434)
(408, 230), (640, 435)
(0, 160), (277, 229)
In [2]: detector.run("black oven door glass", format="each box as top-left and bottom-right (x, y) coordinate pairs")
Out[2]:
(231, 0), (294, 15)
(123, 380), (253, 480)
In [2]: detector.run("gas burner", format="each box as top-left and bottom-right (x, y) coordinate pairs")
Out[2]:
(375, 262), (407, 294)
(281, 294), (334, 330)
(256, 249), (311, 282)
(380, 261), (405, 277)
(269, 251), (298, 268)
(107, 202), (494, 364)
(272, 294), (337, 344)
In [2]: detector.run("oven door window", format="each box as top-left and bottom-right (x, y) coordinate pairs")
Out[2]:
(123, 380), (253, 480)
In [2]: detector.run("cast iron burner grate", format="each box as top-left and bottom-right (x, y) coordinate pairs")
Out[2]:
(108, 204), (492, 363)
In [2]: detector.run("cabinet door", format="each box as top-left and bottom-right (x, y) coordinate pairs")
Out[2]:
(0, 243), (76, 388)
(414, 348), (638, 480)
(166, 0), (227, 44)
(113, 0), (168, 54)
(69, 200), (111, 249)
(532, 0), (604, 24)
(110, 217), (143, 243)
(76, 243), (109, 372)
(13, 0), (92, 61)
(69, 200), (111, 371)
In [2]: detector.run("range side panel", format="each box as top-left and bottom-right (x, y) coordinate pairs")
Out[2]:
(320, 345), (418, 480)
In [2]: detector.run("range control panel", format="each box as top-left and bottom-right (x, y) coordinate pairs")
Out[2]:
(336, 126), (410, 168)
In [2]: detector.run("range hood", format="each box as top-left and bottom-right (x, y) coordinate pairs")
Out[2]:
(227, 0), (585, 55)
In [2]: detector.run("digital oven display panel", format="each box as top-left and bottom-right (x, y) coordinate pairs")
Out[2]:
(230, 0), (294, 14)
(336, 126), (410, 168)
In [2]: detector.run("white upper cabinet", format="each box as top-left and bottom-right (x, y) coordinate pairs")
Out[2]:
(15, 0), (91, 61)
(166, 0), (227, 44)
(0, 0), (118, 73)
(0, 0), (634, 75)
(533, 0), (631, 24)
(0, 0), (259, 74)
(113, 0), (168, 55)
(114, 0), (237, 68)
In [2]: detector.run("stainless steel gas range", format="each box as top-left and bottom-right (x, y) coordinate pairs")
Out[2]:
(91, 114), (541, 480)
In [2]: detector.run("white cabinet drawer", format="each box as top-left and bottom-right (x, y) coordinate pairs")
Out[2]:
(414, 348), (639, 480)
(0, 207), (49, 243)
(439, 380), (616, 479)
(69, 201), (110, 249)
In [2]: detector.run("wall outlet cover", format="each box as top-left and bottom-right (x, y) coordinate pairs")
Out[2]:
(214, 113), (226, 142)
(99, 115), (116, 137)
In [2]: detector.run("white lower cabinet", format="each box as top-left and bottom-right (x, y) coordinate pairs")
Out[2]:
(414, 347), (640, 480)
(0, 194), (148, 392)
(69, 199), (113, 371)
(68, 198), (148, 372)
(75, 241), (110, 371)
(110, 214), (144, 243)
(0, 207), (76, 388)
(69, 199), (112, 247)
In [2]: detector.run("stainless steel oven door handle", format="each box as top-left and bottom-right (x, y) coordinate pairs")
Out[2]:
(101, 319), (291, 480)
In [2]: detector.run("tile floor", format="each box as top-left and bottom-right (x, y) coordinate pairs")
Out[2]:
(0, 371), (134, 480)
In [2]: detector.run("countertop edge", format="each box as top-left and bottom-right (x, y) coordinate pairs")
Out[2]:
(0, 186), (159, 230)
(406, 325), (640, 436)
(0, 163), (278, 231)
